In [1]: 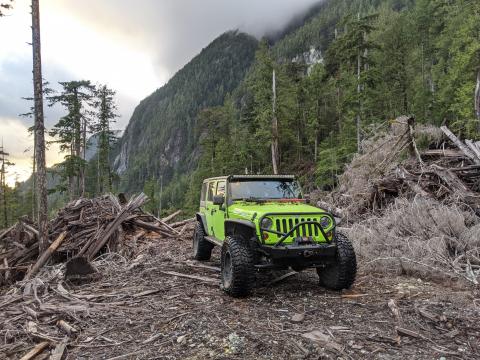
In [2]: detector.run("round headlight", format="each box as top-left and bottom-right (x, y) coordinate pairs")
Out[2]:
(320, 216), (331, 228)
(261, 217), (273, 229)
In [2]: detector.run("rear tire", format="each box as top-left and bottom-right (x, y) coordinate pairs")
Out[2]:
(221, 235), (255, 297)
(317, 232), (356, 290)
(193, 221), (213, 261)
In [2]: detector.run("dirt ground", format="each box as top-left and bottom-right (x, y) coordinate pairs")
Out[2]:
(1, 231), (480, 360)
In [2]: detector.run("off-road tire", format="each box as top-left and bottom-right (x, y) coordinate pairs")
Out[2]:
(193, 221), (213, 261)
(317, 232), (356, 290)
(221, 235), (255, 297)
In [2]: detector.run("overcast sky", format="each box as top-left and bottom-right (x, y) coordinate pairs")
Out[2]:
(0, 0), (320, 184)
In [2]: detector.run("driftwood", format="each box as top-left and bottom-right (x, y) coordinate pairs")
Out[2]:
(0, 193), (184, 284)
(25, 231), (67, 280)
(170, 218), (195, 228)
(161, 210), (182, 223)
(19, 341), (50, 360)
(57, 319), (78, 336)
(440, 126), (480, 164)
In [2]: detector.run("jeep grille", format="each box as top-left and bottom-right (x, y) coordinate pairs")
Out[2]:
(266, 215), (333, 244)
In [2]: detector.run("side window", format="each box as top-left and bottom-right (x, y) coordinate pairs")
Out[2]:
(207, 181), (216, 201)
(216, 181), (226, 197)
(200, 183), (207, 202)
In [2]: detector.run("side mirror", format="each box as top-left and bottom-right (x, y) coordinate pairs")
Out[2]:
(213, 195), (225, 206)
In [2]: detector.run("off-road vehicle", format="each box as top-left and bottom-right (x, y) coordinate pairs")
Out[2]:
(193, 175), (356, 297)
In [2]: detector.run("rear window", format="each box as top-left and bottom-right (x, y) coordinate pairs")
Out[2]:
(207, 181), (216, 201)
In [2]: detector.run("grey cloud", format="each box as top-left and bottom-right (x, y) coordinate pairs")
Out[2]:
(51, 0), (322, 80)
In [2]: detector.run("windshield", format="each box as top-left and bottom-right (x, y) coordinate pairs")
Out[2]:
(230, 180), (302, 200)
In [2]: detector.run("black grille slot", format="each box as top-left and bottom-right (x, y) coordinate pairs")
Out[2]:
(294, 218), (300, 237)
(282, 219), (287, 235)
(275, 219), (281, 233)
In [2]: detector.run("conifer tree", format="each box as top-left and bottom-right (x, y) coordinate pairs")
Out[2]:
(91, 84), (118, 194)
(48, 81), (95, 199)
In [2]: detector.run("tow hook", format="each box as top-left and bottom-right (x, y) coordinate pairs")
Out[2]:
(304, 250), (314, 258)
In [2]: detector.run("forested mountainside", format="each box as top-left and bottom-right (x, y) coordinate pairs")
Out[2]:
(112, 31), (258, 189)
(112, 0), (479, 215)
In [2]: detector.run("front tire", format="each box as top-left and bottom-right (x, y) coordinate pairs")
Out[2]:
(317, 232), (356, 290)
(221, 235), (255, 297)
(193, 221), (213, 261)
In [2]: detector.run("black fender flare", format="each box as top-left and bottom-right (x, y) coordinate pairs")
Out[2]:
(195, 212), (208, 234)
(224, 219), (257, 240)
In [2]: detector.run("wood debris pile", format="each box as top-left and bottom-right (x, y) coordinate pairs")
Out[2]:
(1, 233), (478, 359)
(332, 117), (480, 219)
(321, 116), (480, 285)
(0, 193), (193, 285)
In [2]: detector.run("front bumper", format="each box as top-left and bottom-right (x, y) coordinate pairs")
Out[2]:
(257, 242), (337, 268)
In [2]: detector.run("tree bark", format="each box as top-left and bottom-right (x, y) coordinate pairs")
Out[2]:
(271, 70), (279, 174)
(475, 69), (480, 130)
(32, 0), (49, 254)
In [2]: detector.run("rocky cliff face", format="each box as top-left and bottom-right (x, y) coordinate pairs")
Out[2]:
(112, 31), (258, 191)
(292, 46), (323, 74)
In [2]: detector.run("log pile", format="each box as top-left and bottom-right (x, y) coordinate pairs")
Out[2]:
(320, 117), (480, 284)
(0, 193), (191, 285)
(332, 118), (480, 218)
(370, 126), (480, 213)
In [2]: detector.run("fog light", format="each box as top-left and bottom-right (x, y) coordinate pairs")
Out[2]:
(262, 233), (269, 241)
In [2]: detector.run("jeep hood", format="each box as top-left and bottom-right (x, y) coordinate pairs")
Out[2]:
(228, 201), (326, 221)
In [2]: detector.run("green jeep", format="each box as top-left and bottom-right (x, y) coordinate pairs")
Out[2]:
(193, 175), (356, 297)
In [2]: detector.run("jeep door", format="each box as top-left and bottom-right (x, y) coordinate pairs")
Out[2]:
(212, 180), (226, 241)
(205, 180), (217, 236)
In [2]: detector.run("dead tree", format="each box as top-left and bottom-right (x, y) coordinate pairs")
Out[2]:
(32, 0), (49, 253)
(475, 69), (480, 130)
(271, 70), (279, 174)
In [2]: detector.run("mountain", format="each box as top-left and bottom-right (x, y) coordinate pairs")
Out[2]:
(113, 0), (479, 214)
(85, 130), (123, 161)
(112, 31), (258, 191)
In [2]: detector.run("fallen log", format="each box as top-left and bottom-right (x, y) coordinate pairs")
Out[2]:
(170, 218), (195, 228)
(440, 126), (480, 164)
(160, 270), (218, 284)
(24, 231), (67, 280)
(161, 210), (182, 223)
(465, 139), (480, 161)
(422, 149), (464, 158)
(19, 341), (50, 360)
(134, 219), (177, 237)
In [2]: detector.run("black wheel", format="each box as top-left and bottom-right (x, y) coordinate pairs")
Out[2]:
(221, 235), (255, 297)
(317, 232), (356, 290)
(193, 221), (213, 261)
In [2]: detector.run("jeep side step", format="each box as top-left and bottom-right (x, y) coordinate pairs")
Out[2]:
(205, 236), (223, 247)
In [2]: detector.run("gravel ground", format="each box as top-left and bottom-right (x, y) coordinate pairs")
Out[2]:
(1, 230), (479, 359)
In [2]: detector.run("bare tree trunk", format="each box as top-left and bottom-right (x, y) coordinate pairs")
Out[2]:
(475, 69), (480, 131)
(356, 44), (362, 153)
(271, 70), (279, 174)
(1, 152), (7, 228)
(32, 0), (49, 253)
(32, 135), (36, 222)
(80, 115), (86, 197)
